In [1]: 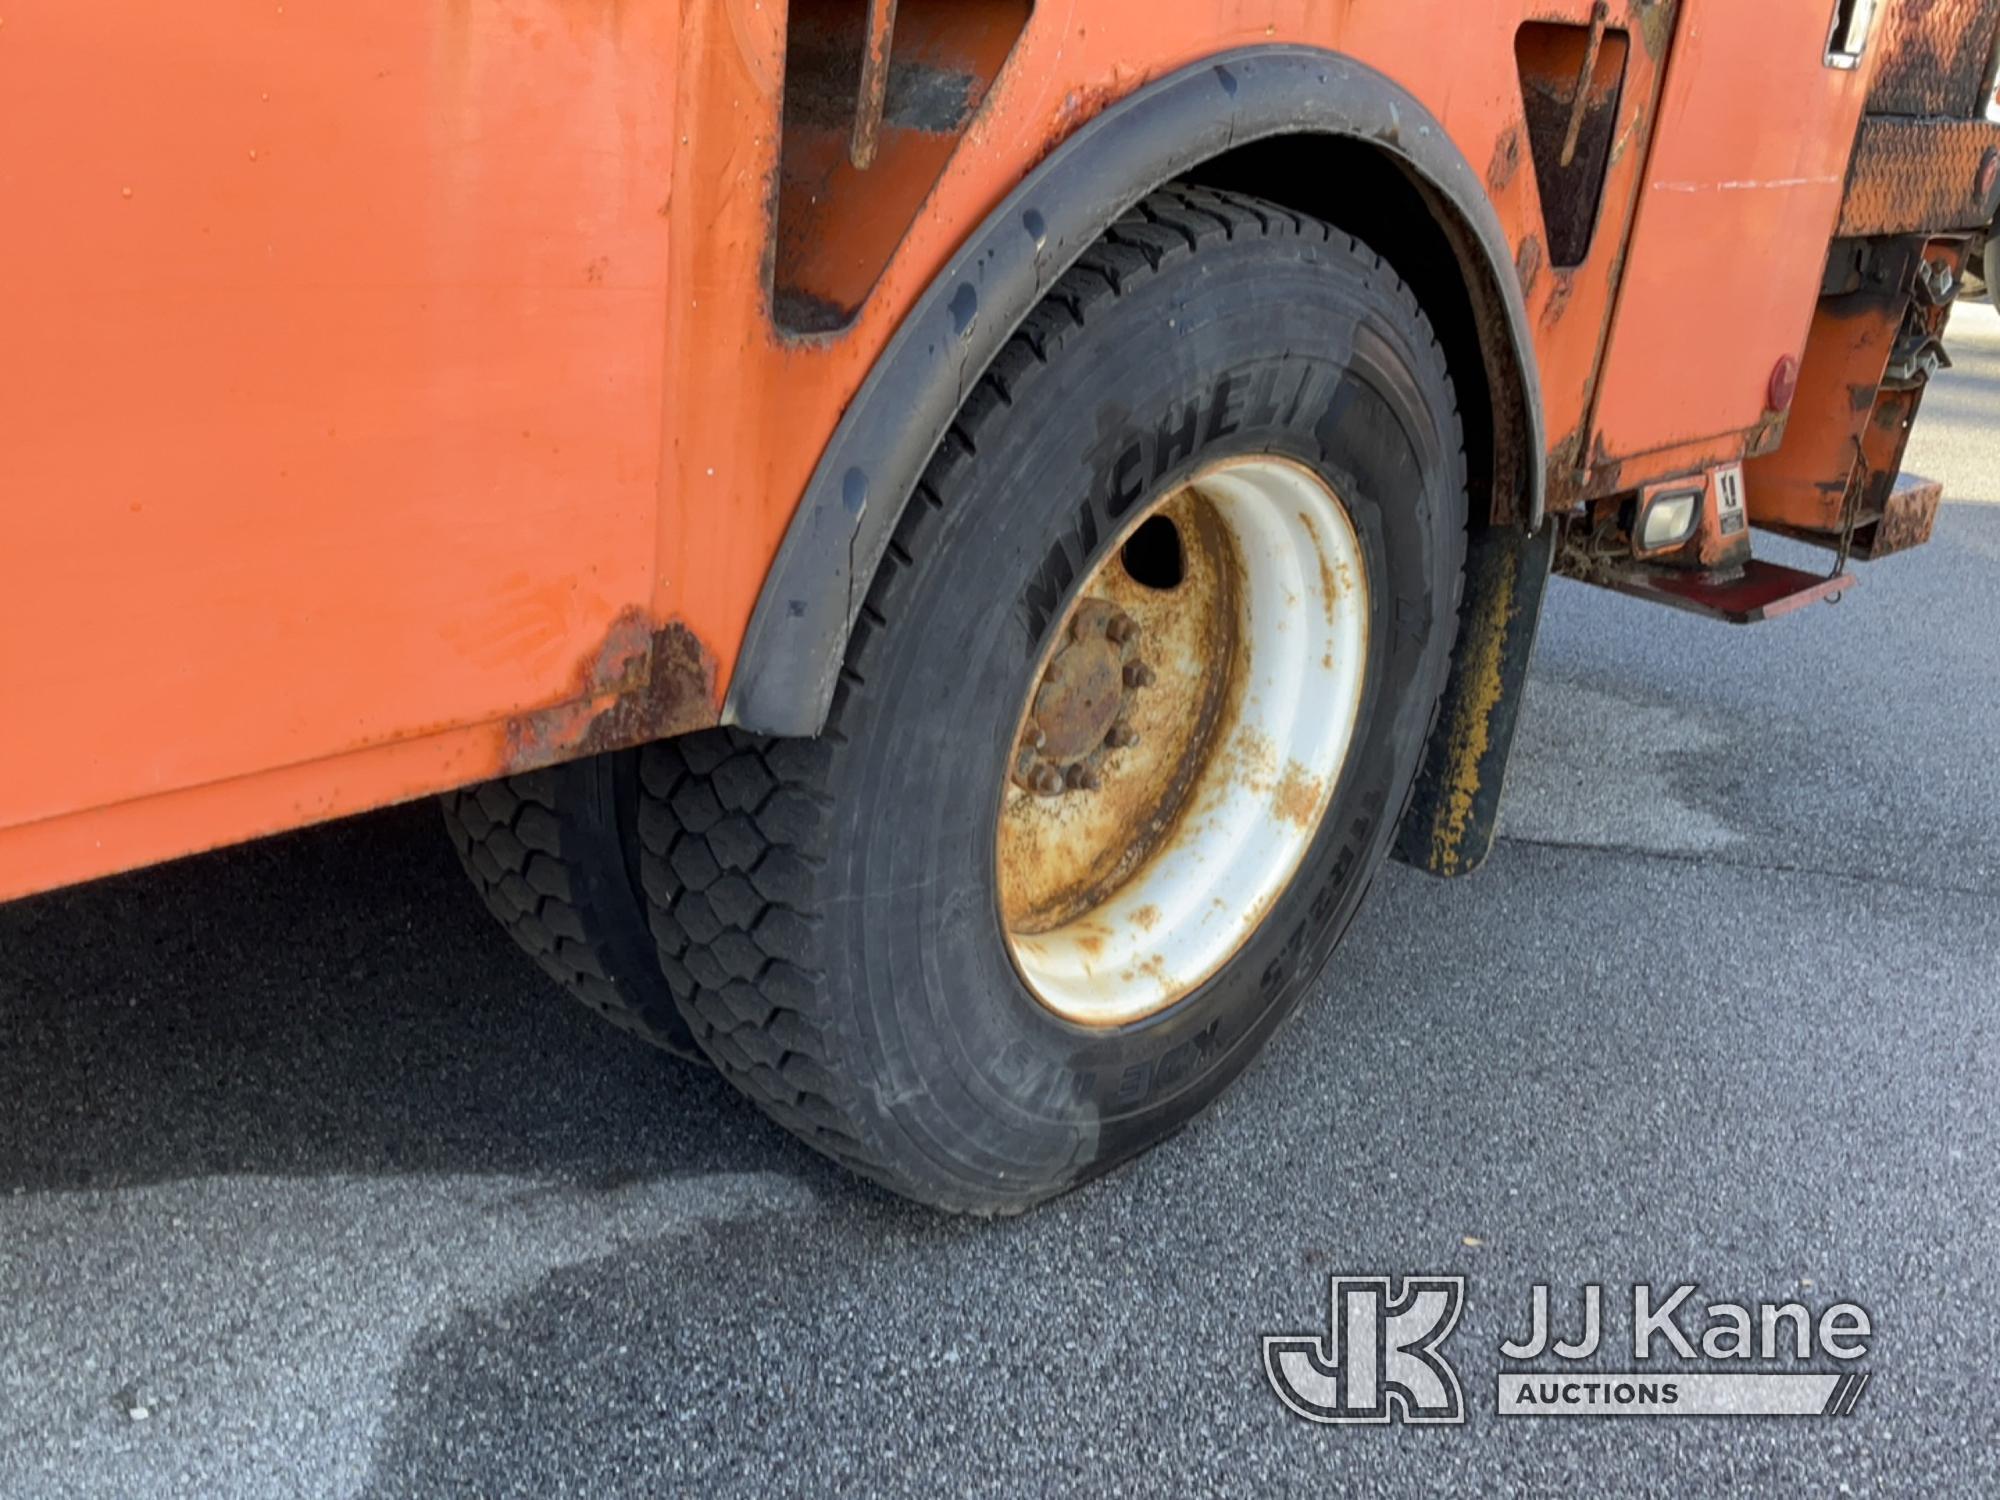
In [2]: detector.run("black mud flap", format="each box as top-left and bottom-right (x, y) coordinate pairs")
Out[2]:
(1393, 521), (1556, 878)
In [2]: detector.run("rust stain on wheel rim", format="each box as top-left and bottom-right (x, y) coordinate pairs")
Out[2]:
(996, 456), (1372, 1029)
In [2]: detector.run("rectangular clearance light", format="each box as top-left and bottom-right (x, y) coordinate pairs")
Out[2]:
(1638, 488), (1703, 552)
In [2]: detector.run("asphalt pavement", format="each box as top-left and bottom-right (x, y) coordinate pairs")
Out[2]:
(6, 308), (2000, 1497)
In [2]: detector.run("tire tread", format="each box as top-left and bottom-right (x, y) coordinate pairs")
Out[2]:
(636, 184), (1469, 1208)
(442, 764), (703, 1059)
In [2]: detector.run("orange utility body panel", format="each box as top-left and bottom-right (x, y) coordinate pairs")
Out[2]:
(0, 1), (1919, 899)
(1589, 1), (1875, 472)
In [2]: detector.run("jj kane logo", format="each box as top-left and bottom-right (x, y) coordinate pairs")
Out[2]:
(1263, 1276), (1468, 1424)
(1267, 1278), (1874, 1425)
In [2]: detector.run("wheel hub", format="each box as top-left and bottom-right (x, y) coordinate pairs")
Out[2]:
(1013, 599), (1152, 797)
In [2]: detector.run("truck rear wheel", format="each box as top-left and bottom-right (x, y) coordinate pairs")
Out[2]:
(641, 186), (1467, 1212)
(443, 755), (702, 1060)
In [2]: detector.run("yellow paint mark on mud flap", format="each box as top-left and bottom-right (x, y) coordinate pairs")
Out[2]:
(1429, 545), (1520, 877)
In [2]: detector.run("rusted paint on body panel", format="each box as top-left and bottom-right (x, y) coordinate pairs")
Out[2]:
(1488, 124), (1526, 195)
(1865, 0), (2000, 117)
(501, 612), (719, 773)
(1540, 268), (1576, 330)
(1582, 430), (1761, 506)
(1515, 234), (1546, 299)
(1859, 472), (1944, 557)
(1543, 427), (1592, 515)
(1758, 471), (1946, 560)
(0, 605), (721, 905)
(1839, 118), (2000, 237)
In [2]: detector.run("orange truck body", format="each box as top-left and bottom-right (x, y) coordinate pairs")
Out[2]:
(3, 0), (1993, 901)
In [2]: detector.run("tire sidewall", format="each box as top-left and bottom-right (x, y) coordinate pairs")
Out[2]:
(828, 228), (1463, 1199)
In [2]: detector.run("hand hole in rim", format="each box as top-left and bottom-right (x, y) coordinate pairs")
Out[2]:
(1120, 514), (1187, 590)
(997, 455), (1372, 1028)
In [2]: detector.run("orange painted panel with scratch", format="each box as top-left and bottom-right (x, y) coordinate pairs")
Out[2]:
(1588, 0), (1876, 468)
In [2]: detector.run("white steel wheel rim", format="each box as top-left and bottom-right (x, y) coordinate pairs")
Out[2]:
(998, 455), (1371, 1027)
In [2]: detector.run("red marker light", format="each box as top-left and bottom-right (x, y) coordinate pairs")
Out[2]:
(1767, 355), (1800, 413)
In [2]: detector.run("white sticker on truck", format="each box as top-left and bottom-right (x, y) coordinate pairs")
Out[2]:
(1714, 463), (1747, 537)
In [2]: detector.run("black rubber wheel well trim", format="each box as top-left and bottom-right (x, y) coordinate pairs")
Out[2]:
(724, 44), (1543, 738)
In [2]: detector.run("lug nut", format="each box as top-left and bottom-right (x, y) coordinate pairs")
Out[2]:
(1020, 720), (1047, 751)
(1105, 612), (1138, 645)
(1064, 763), (1101, 792)
(1123, 660), (1155, 689)
(1105, 721), (1139, 749)
(1032, 765), (1066, 797)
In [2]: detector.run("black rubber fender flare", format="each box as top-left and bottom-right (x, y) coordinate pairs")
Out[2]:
(725, 44), (1545, 737)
